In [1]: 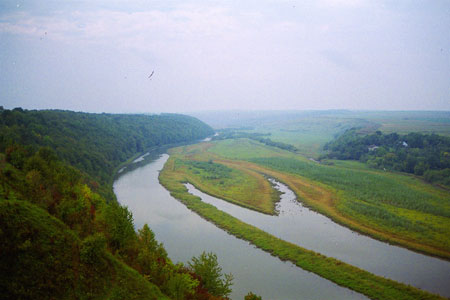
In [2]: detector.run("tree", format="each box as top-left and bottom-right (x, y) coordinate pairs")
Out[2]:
(188, 252), (233, 298)
(245, 292), (262, 300)
(164, 266), (199, 300)
(98, 202), (135, 255)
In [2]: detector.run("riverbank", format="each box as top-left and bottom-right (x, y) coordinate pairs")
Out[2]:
(202, 139), (450, 260)
(159, 155), (443, 300)
(115, 154), (368, 299)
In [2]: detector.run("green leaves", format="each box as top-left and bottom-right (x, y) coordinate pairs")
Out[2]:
(164, 267), (199, 300)
(188, 251), (233, 298)
(325, 129), (450, 187)
(0, 109), (214, 200)
(98, 201), (135, 254)
(80, 233), (107, 265)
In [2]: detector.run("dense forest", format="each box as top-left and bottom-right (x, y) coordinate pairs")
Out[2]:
(0, 108), (214, 199)
(324, 129), (450, 186)
(0, 108), (248, 299)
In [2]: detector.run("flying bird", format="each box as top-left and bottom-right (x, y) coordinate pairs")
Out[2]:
(148, 70), (154, 79)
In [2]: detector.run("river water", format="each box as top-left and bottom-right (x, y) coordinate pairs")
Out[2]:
(114, 154), (367, 300)
(185, 179), (450, 298)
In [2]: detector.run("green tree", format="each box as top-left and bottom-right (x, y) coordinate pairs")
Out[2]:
(164, 266), (199, 300)
(188, 252), (233, 298)
(245, 292), (262, 300)
(98, 201), (135, 255)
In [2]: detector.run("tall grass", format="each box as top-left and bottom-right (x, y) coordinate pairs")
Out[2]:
(250, 157), (449, 217)
(204, 139), (450, 257)
(249, 156), (450, 255)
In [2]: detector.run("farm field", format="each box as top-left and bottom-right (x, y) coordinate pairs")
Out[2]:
(191, 110), (450, 157)
(166, 138), (450, 259)
(160, 151), (444, 299)
(160, 141), (448, 299)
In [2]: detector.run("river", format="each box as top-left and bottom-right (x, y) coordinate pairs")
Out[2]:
(186, 179), (450, 298)
(114, 154), (367, 300)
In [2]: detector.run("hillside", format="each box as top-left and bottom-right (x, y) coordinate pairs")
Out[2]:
(0, 109), (234, 300)
(0, 108), (214, 199)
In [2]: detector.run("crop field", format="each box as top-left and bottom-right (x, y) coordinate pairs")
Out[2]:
(168, 138), (450, 259)
(160, 143), (444, 300)
(194, 111), (450, 157)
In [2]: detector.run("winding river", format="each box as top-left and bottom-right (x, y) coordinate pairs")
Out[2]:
(186, 179), (450, 298)
(114, 153), (450, 299)
(114, 154), (366, 300)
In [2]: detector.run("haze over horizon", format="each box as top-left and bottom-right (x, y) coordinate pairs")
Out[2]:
(1, 0), (449, 113)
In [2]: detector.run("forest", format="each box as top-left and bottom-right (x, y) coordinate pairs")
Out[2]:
(0, 108), (251, 300)
(0, 108), (214, 199)
(323, 129), (450, 187)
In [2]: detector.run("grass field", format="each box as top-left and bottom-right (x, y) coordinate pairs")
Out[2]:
(194, 110), (450, 157)
(168, 143), (278, 214)
(171, 139), (450, 259)
(159, 153), (444, 300)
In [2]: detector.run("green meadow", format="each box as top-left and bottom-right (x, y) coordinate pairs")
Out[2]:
(159, 153), (443, 300)
(175, 138), (450, 259)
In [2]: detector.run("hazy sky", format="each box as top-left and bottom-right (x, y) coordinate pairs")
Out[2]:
(1, 0), (449, 113)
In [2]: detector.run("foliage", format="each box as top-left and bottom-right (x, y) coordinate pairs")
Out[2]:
(164, 265), (199, 300)
(98, 201), (136, 255)
(0, 200), (170, 300)
(0, 108), (214, 199)
(80, 233), (107, 265)
(0, 109), (231, 300)
(188, 252), (233, 298)
(0, 146), (227, 300)
(324, 129), (450, 186)
(245, 292), (262, 300)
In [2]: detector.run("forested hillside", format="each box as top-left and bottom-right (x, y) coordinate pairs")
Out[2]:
(0, 108), (214, 198)
(0, 109), (236, 300)
(324, 129), (450, 186)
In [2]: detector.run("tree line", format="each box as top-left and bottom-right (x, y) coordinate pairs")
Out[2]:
(214, 130), (297, 152)
(323, 129), (450, 186)
(0, 108), (214, 199)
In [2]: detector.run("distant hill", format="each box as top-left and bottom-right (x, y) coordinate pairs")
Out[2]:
(0, 108), (214, 199)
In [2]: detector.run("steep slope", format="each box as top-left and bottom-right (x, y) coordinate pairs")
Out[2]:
(0, 108), (214, 198)
(0, 199), (170, 300)
(0, 109), (230, 300)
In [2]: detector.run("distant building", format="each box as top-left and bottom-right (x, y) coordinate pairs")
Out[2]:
(368, 145), (379, 151)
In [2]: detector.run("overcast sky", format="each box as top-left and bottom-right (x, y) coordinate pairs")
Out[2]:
(1, 0), (449, 113)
